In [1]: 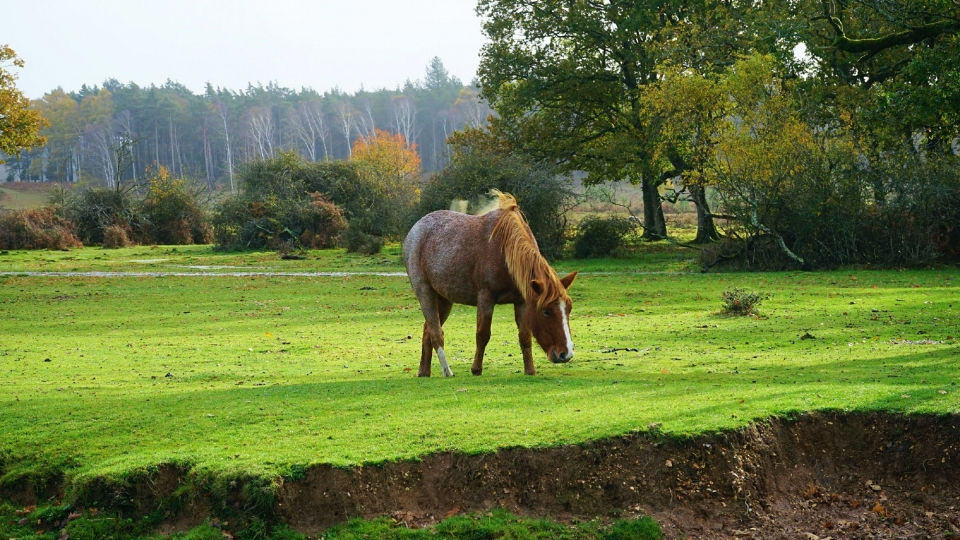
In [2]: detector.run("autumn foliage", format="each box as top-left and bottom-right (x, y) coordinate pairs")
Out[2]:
(350, 129), (421, 181)
(0, 207), (82, 250)
(139, 166), (213, 245)
(0, 45), (48, 163)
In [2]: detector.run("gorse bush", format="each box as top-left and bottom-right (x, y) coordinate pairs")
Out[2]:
(720, 287), (768, 316)
(0, 207), (82, 250)
(139, 166), (212, 245)
(213, 155), (350, 251)
(299, 192), (347, 249)
(101, 224), (132, 248)
(573, 215), (637, 259)
(60, 186), (140, 246)
(341, 226), (384, 255)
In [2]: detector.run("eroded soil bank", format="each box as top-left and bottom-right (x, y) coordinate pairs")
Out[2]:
(5, 412), (960, 539)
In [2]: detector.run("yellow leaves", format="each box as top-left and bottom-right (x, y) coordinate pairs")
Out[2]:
(350, 129), (421, 181)
(0, 45), (48, 161)
(144, 166), (184, 200)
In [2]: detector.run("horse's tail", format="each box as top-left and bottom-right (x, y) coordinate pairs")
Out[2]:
(491, 189), (518, 212)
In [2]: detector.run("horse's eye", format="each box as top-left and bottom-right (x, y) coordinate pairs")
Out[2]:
(542, 309), (553, 317)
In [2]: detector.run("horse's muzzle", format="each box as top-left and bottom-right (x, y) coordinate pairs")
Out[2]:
(550, 350), (574, 363)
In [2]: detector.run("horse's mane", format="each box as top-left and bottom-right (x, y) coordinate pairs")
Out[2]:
(489, 190), (568, 309)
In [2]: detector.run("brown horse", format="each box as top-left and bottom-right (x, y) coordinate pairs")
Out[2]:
(403, 191), (577, 377)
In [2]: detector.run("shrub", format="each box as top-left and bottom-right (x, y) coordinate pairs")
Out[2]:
(101, 224), (132, 248)
(299, 192), (347, 249)
(212, 190), (347, 252)
(342, 226), (384, 255)
(573, 215), (637, 259)
(60, 187), (141, 246)
(720, 287), (768, 316)
(212, 196), (287, 251)
(0, 207), (82, 250)
(214, 153), (405, 251)
(138, 167), (212, 245)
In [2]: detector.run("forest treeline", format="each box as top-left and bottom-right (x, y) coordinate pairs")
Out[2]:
(5, 57), (487, 186)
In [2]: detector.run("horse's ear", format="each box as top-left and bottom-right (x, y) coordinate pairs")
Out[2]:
(530, 279), (545, 298)
(560, 271), (578, 290)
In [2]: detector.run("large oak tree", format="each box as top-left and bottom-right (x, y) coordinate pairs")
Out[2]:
(0, 45), (47, 163)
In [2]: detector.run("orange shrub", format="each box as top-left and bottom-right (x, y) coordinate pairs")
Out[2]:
(0, 207), (82, 250)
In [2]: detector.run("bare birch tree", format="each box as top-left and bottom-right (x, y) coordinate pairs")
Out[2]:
(453, 88), (490, 130)
(86, 122), (116, 188)
(356, 98), (376, 142)
(211, 98), (235, 193)
(245, 106), (275, 160)
(114, 110), (137, 181)
(391, 96), (418, 148)
(288, 100), (329, 161)
(335, 101), (355, 158)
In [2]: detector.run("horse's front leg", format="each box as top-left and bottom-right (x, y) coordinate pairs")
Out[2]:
(471, 293), (495, 376)
(514, 303), (536, 375)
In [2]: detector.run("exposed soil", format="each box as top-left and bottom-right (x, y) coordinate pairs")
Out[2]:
(5, 412), (960, 539)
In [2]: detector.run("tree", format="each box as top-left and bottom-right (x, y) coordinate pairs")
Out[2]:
(641, 64), (726, 243)
(345, 129), (421, 241)
(477, 0), (722, 239)
(350, 128), (421, 182)
(32, 89), (81, 182)
(0, 45), (48, 163)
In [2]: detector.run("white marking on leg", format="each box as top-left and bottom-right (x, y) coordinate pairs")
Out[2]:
(437, 346), (454, 377)
(559, 301), (574, 359)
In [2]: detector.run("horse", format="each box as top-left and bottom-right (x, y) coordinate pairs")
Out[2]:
(402, 191), (577, 377)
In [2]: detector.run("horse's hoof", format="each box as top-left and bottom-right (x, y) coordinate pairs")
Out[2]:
(417, 371), (430, 377)
(442, 369), (454, 377)
(471, 368), (482, 376)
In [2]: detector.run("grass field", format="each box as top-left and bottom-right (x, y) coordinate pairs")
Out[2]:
(2, 244), (958, 495)
(0, 182), (51, 210)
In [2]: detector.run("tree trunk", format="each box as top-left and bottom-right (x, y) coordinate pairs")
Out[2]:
(169, 116), (176, 174)
(641, 172), (667, 239)
(690, 184), (721, 244)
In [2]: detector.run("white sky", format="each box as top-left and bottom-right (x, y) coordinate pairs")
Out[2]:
(6, 0), (487, 99)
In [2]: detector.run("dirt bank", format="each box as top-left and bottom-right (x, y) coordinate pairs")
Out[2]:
(5, 412), (960, 539)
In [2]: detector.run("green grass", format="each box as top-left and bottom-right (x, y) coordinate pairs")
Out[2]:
(0, 504), (661, 540)
(1, 245), (959, 490)
(323, 509), (661, 540)
(0, 242), (690, 274)
(0, 244), (406, 274)
(0, 184), (49, 210)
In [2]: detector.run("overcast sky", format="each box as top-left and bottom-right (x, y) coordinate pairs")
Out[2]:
(7, 0), (487, 99)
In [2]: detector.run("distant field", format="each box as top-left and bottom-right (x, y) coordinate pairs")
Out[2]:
(1, 245), (958, 490)
(0, 182), (51, 210)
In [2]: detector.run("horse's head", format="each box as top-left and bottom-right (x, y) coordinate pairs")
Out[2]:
(526, 271), (578, 363)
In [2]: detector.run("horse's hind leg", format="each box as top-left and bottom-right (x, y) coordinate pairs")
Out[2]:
(418, 323), (433, 377)
(417, 292), (454, 377)
(436, 297), (454, 377)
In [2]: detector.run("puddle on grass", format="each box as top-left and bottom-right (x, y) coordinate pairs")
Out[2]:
(182, 265), (268, 270)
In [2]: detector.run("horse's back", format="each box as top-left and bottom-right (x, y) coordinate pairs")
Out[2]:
(403, 210), (508, 306)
